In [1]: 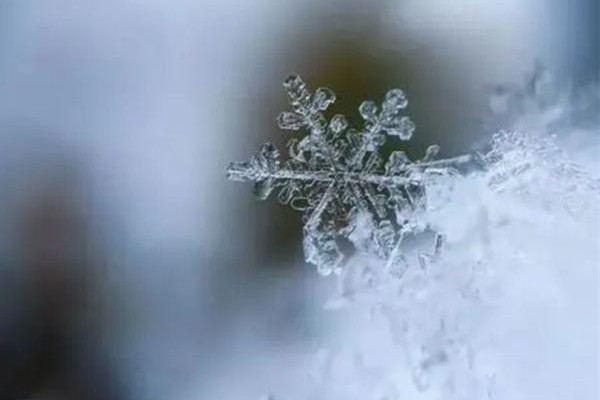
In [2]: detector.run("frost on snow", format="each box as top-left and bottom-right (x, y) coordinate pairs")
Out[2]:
(227, 76), (474, 275)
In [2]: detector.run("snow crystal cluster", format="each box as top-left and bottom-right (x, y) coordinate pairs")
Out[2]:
(227, 74), (599, 400)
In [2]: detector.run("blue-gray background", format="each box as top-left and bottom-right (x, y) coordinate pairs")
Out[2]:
(0, 1), (597, 399)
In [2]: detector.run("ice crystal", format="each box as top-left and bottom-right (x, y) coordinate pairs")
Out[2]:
(227, 76), (473, 275)
(249, 126), (599, 400)
(220, 70), (599, 400)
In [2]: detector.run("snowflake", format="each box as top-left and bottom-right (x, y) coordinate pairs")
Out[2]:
(227, 76), (474, 275)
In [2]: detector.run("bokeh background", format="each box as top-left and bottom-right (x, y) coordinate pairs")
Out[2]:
(0, 1), (597, 399)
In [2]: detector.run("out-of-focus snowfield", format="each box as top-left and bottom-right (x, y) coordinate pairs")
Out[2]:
(0, 1), (597, 399)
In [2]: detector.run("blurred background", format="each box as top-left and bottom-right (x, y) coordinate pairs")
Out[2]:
(0, 1), (597, 399)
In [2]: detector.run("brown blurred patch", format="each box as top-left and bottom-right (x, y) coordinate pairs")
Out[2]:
(0, 155), (122, 400)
